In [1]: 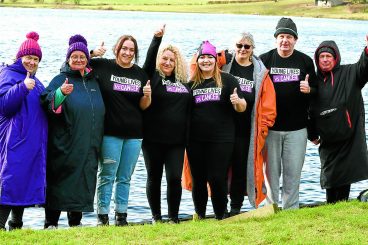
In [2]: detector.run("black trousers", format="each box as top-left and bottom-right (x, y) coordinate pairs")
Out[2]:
(326, 184), (351, 204)
(187, 140), (233, 219)
(44, 208), (82, 228)
(0, 205), (24, 229)
(142, 141), (185, 219)
(229, 136), (250, 210)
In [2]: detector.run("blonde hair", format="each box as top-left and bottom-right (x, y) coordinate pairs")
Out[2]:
(190, 59), (222, 89)
(156, 45), (188, 83)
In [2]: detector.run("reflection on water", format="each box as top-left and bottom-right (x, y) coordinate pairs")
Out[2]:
(0, 7), (367, 229)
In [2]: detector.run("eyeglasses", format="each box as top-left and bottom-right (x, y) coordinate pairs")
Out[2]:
(236, 43), (252, 50)
(70, 56), (87, 62)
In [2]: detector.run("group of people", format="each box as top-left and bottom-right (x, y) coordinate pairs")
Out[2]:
(0, 16), (367, 230)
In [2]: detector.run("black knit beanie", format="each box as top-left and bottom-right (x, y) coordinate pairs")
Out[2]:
(274, 17), (298, 39)
(317, 47), (336, 59)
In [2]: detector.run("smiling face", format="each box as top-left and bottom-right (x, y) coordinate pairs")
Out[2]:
(117, 40), (135, 67)
(235, 39), (253, 63)
(159, 50), (176, 76)
(276, 33), (297, 57)
(68, 50), (87, 72)
(21, 55), (39, 74)
(197, 54), (216, 76)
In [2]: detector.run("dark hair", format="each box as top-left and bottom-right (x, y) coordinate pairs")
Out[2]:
(113, 35), (139, 64)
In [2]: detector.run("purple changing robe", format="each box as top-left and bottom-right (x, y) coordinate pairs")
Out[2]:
(0, 59), (48, 206)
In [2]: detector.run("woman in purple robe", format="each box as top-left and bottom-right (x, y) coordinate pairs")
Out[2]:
(0, 32), (48, 231)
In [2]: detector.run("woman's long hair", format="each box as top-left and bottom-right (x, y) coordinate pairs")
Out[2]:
(190, 59), (222, 89)
(156, 45), (188, 83)
(113, 35), (139, 64)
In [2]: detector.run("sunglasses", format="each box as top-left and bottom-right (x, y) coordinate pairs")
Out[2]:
(236, 43), (252, 50)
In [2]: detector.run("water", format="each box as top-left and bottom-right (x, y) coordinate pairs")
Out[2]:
(0, 7), (367, 229)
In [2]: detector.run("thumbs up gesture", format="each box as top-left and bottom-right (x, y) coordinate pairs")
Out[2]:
(24, 72), (35, 90)
(154, 24), (166, 38)
(300, 74), (311, 94)
(91, 41), (107, 57)
(143, 80), (151, 98)
(230, 87), (240, 105)
(60, 78), (74, 95)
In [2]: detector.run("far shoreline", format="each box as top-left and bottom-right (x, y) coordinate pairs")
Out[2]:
(1, 1), (368, 21)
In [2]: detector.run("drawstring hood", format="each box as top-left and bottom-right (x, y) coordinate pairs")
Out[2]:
(314, 41), (340, 87)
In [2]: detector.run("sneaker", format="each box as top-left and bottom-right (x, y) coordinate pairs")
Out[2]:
(97, 214), (109, 226)
(115, 212), (128, 226)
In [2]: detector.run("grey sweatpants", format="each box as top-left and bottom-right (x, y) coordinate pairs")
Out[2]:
(264, 128), (307, 209)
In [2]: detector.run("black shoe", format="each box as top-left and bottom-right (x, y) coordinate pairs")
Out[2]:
(151, 215), (162, 224)
(168, 217), (180, 224)
(215, 214), (226, 220)
(229, 208), (240, 217)
(115, 212), (128, 226)
(8, 220), (23, 231)
(97, 214), (109, 226)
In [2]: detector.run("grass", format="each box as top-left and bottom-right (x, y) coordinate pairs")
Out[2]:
(0, 201), (368, 244)
(1, 0), (368, 20)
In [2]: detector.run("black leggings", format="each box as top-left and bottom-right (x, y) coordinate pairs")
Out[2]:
(142, 141), (184, 219)
(229, 136), (250, 210)
(44, 208), (82, 228)
(0, 205), (24, 229)
(326, 184), (351, 204)
(187, 140), (233, 219)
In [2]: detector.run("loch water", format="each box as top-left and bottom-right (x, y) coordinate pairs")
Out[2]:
(0, 7), (367, 229)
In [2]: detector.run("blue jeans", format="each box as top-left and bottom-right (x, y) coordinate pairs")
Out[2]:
(96, 136), (142, 214)
(264, 128), (307, 209)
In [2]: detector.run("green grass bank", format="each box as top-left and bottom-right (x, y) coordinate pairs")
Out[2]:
(1, 201), (367, 244)
(1, 0), (368, 20)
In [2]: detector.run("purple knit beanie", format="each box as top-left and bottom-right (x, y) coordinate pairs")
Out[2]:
(197, 40), (217, 60)
(16, 32), (42, 61)
(66, 34), (89, 61)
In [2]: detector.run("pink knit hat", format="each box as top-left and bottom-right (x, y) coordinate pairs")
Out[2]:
(16, 32), (42, 61)
(197, 40), (217, 60)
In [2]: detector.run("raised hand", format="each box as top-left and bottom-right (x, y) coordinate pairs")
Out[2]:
(91, 41), (107, 57)
(143, 80), (151, 98)
(24, 72), (35, 90)
(154, 24), (166, 38)
(300, 74), (310, 94)
(60, 78), (74, 95)
(312, 138), (320, 145)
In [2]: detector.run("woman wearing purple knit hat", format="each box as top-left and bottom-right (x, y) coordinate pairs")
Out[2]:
(41, 34), (105, 229)
(0, 32), (48, 231)
(184, 40), (247, 220)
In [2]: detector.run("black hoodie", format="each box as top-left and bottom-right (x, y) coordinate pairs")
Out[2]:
(310, 40), (368, 189)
